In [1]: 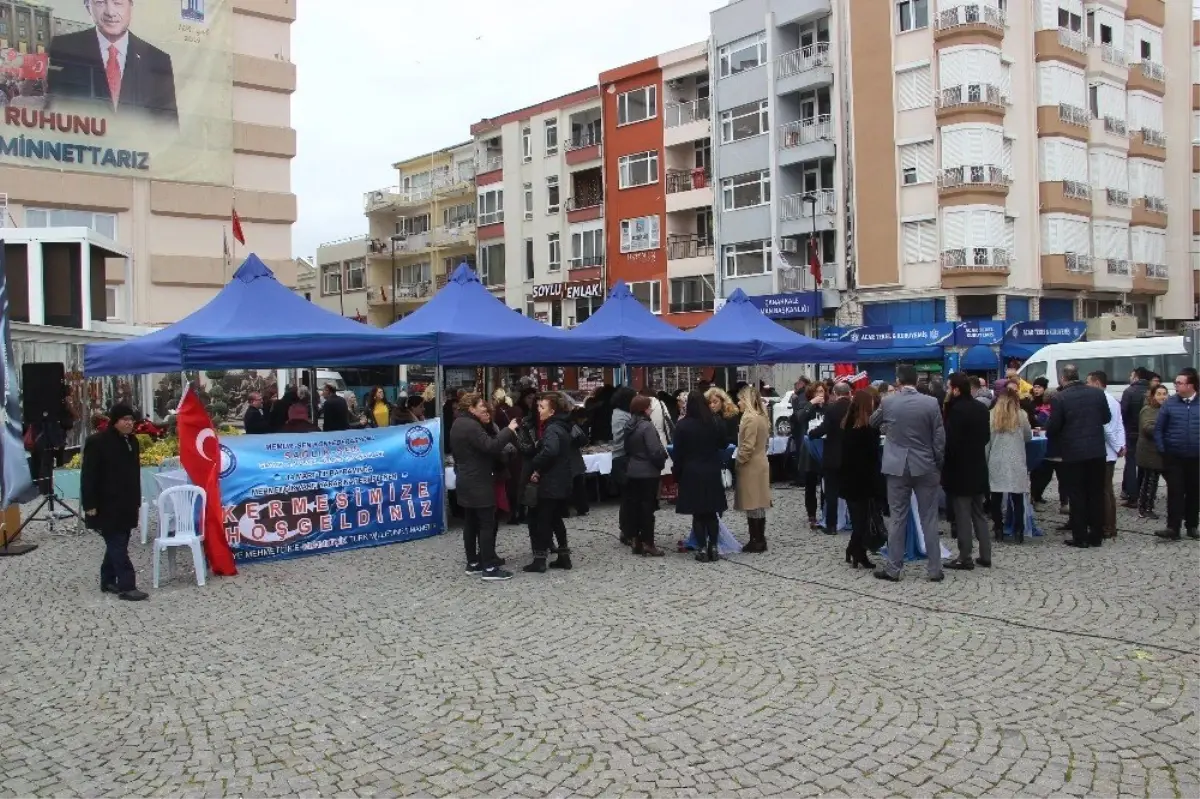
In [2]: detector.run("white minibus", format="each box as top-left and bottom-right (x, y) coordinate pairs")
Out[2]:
(1016, 336), (1189, 398)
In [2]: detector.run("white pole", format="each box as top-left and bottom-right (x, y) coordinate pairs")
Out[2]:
(435, 364), (446, 533)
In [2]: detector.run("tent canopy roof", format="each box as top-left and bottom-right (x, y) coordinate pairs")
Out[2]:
(692, 289), (856, 364)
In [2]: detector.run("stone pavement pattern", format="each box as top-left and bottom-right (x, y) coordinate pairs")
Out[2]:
(0, 471), (1196, 798)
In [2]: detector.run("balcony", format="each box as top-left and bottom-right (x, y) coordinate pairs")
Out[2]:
(1129, 127), (1167, 160)
(778, 115), (834, 166)
(363, 187), (434, 214)
(565, 195), (603, 224)
(476, 154), (503, 185)
(1102, 116), (1127, 137)
(668, 299), (716, 314)
(1132, 196), (1168, 227)
(568, 255), (605, 271)
(367, 282), (432, 306)
(431, 225), (476, 248)
(937, 164), (1010, 205)
(779, 265), (836, 293)
(385, 231), (432, 256)
(565, 129), (602, 165)
(776, 42), (833, 95)
(934, 4), (1006, 45)
(941, 246), (1011, 288)
(1034, 27), (1088, 69)
(1039, 180), (1092, 215)
(779, 190), (836, 238)
(1133, 262), (1170, 295)
(665, 97), (711, 128)
(1105, 258), (1131, 276)
(665, 169), (713, 213)
(1127, 59), (1166, 96)
(1037, 103), (1090, 142)
(935, 83), (1005, 124)
(1105, 188), (1130, 208)
(1096, 43), (1126, 68)
(666, 235), (715, 278)
(1041, 252), (1094, 290)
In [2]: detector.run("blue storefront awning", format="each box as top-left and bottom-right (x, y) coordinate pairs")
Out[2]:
(961, 345), (999, 371)
(1000, 342), (1041, 360)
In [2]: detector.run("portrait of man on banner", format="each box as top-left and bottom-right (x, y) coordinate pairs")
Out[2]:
(48, 0), (179, 123)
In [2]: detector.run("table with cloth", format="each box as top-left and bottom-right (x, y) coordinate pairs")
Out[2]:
(444, 450), (613, 491)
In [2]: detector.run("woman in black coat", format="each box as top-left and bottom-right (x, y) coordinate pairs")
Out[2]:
(838, 390), (882, 569)
(672, 391), (729, 563)
(448, 393), (518, 580)
(525, 393), (576, 573)
(942, 374), (992, 562)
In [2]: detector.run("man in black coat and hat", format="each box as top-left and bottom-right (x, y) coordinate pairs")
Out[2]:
(81, 403), (147, 601)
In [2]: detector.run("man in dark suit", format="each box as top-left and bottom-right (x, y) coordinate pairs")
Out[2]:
(48, 0), (177, 123)
(319, 384), (351, 433)
(1046, 364), (1112, 548)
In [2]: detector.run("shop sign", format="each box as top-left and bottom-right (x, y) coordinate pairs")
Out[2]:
(953, 321), (1003, 346)
(564, 280), (604, 301)
(1002, 321), (1087, 344)
(747, 291), (820, 319)
(822, 323), (956, 348)
(531, 282), (563, 301)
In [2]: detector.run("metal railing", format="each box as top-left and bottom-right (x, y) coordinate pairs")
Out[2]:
(566, 191), (604, 211)
(1097, 43), (1126, 67)
(478, 210), (504, 226)
(1140, 128), (1166, 148)
(936, 4), (1005, 31)
(1144, 263), (1169, 279)
(778, 115), (833, 149)
(1102, 116), (1127, 136)
(1105, 188), (1129, 207)
(666, 169), (710, 193)
(778, 266), (835, 292)
(566, 129), (602, 150)
(380, 281), (431, 301)
(1141, 196), (1168, 214)
(1065, 253), (1093, 273)
(432, 225), (475, 246)
(1062, 180), (1091, 200)
(937, 83), (1004, 110)
(1057, 27), (1088, 54)
(938, 164), (1010, 190)
(668, 300), (716, 314)
(1058, 103), (1090, 127)
(664, 97), (711, 128)
(779, 190), (836, 220)
(776, 42), (831, 80)
(478, 155), (503, 173)
(1106, 258), (1131, 276)
(667, 235), (715, 261)
(568, 255), (604, 269)
(940, 247), (1011, 269)
(1135, 59), (1166, 82)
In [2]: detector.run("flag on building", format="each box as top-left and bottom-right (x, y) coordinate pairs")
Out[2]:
(808, 237), (822, 286)
(176, 385), (237, 576)
(231, 209), (245, 245)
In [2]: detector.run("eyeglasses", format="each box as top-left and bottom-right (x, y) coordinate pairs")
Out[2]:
(1174, 379), (1190, 386)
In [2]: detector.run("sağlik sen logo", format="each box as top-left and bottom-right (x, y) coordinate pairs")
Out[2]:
(405, 425), (434, 457)
(218, 444), (237, 479)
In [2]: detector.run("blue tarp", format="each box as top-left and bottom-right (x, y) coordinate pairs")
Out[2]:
(85, 255), (435, 376)
(567, 281), (752, 365)
(693, 289), (856, 364)
(385, 264), (613, 366)
(961, 344), (999, 370)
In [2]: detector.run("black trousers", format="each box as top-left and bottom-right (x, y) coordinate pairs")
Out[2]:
(990, 492), (1026, 535)
(692, 512), (719, 549)
(1164, 455), (1200, 533)
(1137, 468), (1160, 514)
(804, 472), (820, 519)
(845, 498), (872, 560)
(1121, 438), (1140, 499)
(534, 498), (568, 554)
(622, 476), (660, 545)
(822, 470), (840, 531)
(1061, 458), (1106, 545)
(1031, 461), (1067, 504)
(100, 528), (137, 592)
(462, 506), (497, 568)
(572, 474), (590, 515)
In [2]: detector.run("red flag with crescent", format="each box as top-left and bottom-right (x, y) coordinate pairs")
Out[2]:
(176, 384), (237, 576)
(19, 54), (47, 80)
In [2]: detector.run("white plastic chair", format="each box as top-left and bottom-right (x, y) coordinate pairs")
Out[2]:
(153, 485), (207, 588)
(139, 501), (151, 545)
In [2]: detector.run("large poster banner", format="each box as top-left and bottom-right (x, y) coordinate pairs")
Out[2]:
(218, 422), (444, 564)
(0, 246), (37, 510)
(0, 0), (232, 183)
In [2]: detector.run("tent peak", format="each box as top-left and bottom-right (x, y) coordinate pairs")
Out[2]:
(606, 280), (633, 300)
(726, 288), (751, 303)
(448, 263), (481, 285)
(232, 254), (274, 283)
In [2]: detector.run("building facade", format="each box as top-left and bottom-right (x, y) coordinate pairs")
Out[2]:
(311, 238), (371, 320)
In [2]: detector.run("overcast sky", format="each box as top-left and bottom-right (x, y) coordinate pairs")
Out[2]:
(291, 0), (726, 259)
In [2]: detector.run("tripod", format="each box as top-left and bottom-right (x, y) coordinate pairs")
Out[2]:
(0, 438), (81, 557)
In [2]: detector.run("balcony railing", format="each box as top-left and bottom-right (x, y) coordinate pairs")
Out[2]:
(1134, 59), (1166, 83)
(478, 210), (504, 226)
(1106, 258), (1131, 276)
(568, 255), (605, 270)
(1105, 188), (1129, 207)
(776, 42), (831, 80)
(779, 266), (836, 292)
(478, 155), (503, 173)
(1140, 127), (1166, 148)
(941, 247), (1011, 269)
(666, 169), (710, 193)
(779, 189), (836, 220)
(779, 115), (833, 149)
(1062, 180), (1091, 200)
(1097, 43), (1126, 67)
(566, 191), (604, 211)
(566, 130), (602, 150)
(936, 4), (1005, 32)
(1058, 103), (1090, 127)
(669, 300), (716, 314)
(937, 82), (1004, 110)
(664, 98), (711, 128)
(1065, 253), (1093, 273)
(432, 225), (475, 246)
(1141, 196), (1168, 214)
(938, 164), (1010, 190)
(1144, 263), (1169, 279)
(667, 234), (715, 261)
(371, 281), (432, 303)
(1102, 116), (1127, 136)
(1057, 27), (1088, 54)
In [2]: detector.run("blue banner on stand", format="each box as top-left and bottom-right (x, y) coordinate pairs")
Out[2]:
(219, 421), (444, 563)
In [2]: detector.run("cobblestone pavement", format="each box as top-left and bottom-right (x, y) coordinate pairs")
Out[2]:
(1, 468), (1196, 798)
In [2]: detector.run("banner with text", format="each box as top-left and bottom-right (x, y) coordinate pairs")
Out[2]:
(218, 422), (444, 564)
(1, 0), (233, 183)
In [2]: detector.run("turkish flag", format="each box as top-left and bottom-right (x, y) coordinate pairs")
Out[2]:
(808, 236), (822, 286)
(19, 54), (47, 80)
(231, 209), (245, 245)
(176, 385), (238, 576)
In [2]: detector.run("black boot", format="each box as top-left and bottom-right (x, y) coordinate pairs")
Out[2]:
(756, 517), (768, 552)
(706, 519), (719, 563)
(523, 551), (547, 573)
(549, 548), (573, 570)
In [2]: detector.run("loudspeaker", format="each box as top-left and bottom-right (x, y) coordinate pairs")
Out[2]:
(21, 362), (65, 425)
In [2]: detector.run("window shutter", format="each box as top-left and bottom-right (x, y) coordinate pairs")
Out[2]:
(921, 221), (937, 261)
(941, 129), (964, 167)
(903, 222), (920, 263)
(967, 128), (985, 165)
(1000, 62), (1012, 99)
(1143, 162), (1163, 196)
(1063, 140), (1086, 182)
(1001, 138), (1013, 174)
(1148, 230), (1165, 264)
(940, 52), (964, 96)
(1004, 217), (1016, 253)
(942, 210), (967, 248)
(968, 209), (990, 247)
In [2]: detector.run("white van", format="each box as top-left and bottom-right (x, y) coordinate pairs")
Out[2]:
(1016, 336), (1189, 399)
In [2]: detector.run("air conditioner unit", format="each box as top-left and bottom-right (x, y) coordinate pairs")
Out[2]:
(780, 239), (799, 253)
(1085, 314), (1138, 340)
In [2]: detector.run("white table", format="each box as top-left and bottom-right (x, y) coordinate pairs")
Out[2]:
(444, 451), (613, 491)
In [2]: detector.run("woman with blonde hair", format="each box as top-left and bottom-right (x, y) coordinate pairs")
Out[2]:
(735, 384), (772, 552)
(986, 391), (1032, 544)
(704, 387), (741, 445)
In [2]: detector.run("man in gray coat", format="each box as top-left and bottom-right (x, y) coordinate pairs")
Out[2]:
(870, 365), (947, 582)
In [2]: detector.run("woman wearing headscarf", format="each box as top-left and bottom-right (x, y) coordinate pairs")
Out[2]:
(735, 384), (772, 552)
(672, 391), (728, 563)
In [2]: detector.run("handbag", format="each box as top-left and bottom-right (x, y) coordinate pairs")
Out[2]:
(522, 481), (539, 508)
(22, 426), (35, 452)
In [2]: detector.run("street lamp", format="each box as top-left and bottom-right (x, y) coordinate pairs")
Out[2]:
(389, 233), (405, 323)
(802, 193), (820, 341)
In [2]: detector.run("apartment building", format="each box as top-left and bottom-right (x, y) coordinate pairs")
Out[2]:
(601, 43), (716, 328)
(1193, 5), (1199, 312)
(361, 143), (477, 326)
(312, 238), (370, 320)
(470, 89), (606, 328)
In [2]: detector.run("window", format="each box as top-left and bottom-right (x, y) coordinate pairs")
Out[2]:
(620, 215), (661, 253)
(547, 233), (561, 271)
(896, 0), (928, 32)
(343, 258), (366, 291)
(321, 264), (342, 295)
(695, 138), (711, 171)
(479, 243), (505, 285)
(398, 214), (430, 236)
(896, 66), (933, 111)
(721, 170), (771, 210)
(718, 32), (767, 77)
(618, 150), (659, 189)
(901, 220), (937, 263)
(478, 188), (503, 225)
(723, 241), (771, 278)
(898, 141), (934, 185)
(617, 86), (657, 125)
(523, 183), (533, 220)
(571, 228), (604, 267)
(104, 286), (120, 321)
(524, 238), (535, 281)
(669, 276), (715, 313)
(544, 119), (558, 156)
(25, 207), (117, 239)
(720, 100), (769, 143)
(575, 294), (603, 323)
(443, 203), (473, 226)
(629, 280), (662, 314)
(522, 126), (532, 161)
(398, 262), (431, 286)
(546, 176), (560, 213)
(1056, 7), (1082, 32)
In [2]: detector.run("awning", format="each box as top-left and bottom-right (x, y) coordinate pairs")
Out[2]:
(1000, 341), (1041, 360)
(961, 344), (999, 371)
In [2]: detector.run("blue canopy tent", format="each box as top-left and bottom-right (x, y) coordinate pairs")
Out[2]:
(691, 289), (856, 363)
(567, 281), (754, 365)
(85, 255), (434, 375)
(385, 264), (614, 365)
